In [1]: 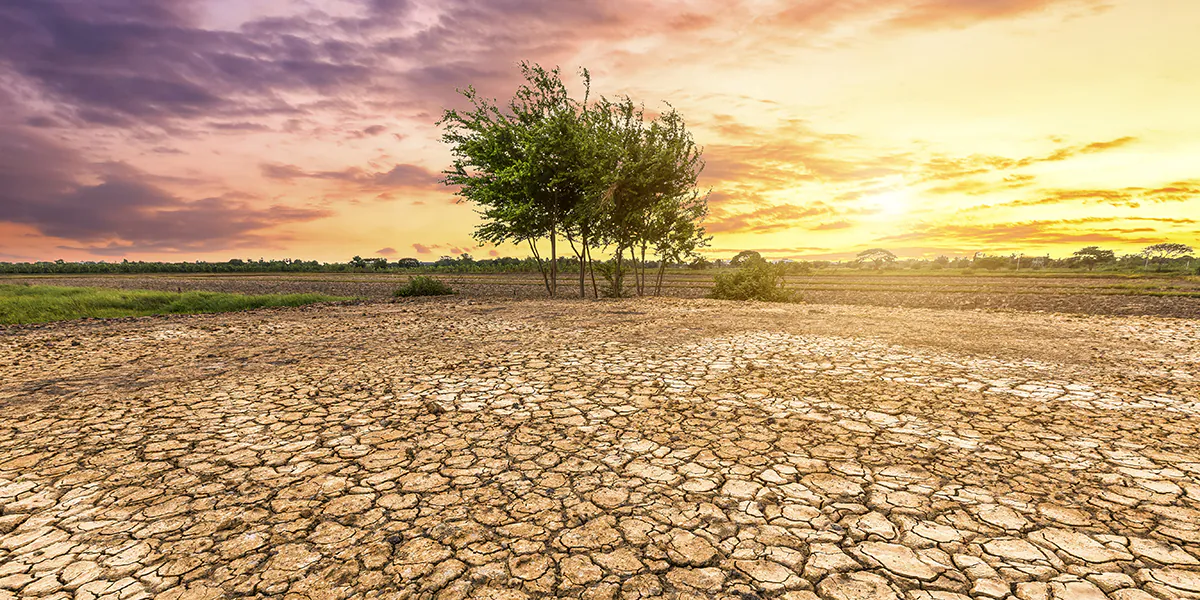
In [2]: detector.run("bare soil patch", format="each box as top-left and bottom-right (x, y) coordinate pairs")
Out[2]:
(0, 299), (1197, 598)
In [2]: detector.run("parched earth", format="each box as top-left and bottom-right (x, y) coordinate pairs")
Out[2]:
(1, 298), (1199, 600)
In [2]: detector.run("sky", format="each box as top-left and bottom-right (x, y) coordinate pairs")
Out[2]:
(0, 0), (1197, 263)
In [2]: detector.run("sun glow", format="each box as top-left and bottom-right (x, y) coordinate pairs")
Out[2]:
(867, 188), (913, 218)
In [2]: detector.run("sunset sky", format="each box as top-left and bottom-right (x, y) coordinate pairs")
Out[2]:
(1, 0), (1197, 262)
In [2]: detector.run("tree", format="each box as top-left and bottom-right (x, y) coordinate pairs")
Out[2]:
(588, 96), (707, 297)
(440, 63), (707, 299)
(441, 63), (599, 297)
(730, 250), (762, 267)
(648, 190), (710, 294)
(350, 256), (367, 270)
(396, 258), (421, 268)
(856, 248), (897, 270)
(1071, 246), (1115, 270)
(1140, 243), (1194, 270)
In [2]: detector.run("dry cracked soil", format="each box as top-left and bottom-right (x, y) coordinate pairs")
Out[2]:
(1, 298), (1198, 600)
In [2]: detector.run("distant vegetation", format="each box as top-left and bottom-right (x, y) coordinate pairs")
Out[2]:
(394, 276), (455, 298)
(3, 242), (1194, 278)
(0, 285), (347, 324)
(0, 256), (547, 275)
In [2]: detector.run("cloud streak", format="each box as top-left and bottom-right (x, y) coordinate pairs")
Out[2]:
(0, 124), (329, 253)
(882, 216), (1190, 248)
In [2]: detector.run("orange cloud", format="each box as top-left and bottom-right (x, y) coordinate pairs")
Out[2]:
(888, 0), (1111, 29)
(706, 203), (838, 234)
(812, 220), (854, 231)
(920, 136), (1138, 188)
(984, 179), (1200, 210)
(882, 216), (1188, 248)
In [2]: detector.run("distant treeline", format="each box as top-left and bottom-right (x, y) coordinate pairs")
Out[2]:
(0, 255), (581, 275)
(2, 244), (1196, 275)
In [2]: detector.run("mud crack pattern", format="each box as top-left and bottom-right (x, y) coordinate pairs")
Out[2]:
(0, 299), (1198, 600)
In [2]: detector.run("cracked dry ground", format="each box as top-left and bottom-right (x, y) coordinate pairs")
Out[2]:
(1, 300), (1199, 600)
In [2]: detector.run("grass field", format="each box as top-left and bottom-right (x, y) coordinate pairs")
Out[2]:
(0, 284), (349, 324)
(4, 270), (1199, 318)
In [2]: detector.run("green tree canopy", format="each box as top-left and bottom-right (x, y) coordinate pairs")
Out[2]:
(1140, 242), (1194, 271)
(438, 62), (709, 298)
(1072, 246), (1115, 270)
(856, 248), (897, 269)
(730, 250), (762, 267)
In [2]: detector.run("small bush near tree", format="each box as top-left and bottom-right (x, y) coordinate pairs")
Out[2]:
(709, 257), (798, 302)
(394, 276), (455, 298)
(596, 261), (632, 298)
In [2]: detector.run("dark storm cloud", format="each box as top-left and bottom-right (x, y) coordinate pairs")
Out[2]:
(0, 0), (379, 127)
(1, 0), (1106, 131)
(0, 0), (672, 149)
(0, 127), (329, 253)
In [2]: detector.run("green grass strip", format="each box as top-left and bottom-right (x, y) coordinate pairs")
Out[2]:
(0, 284), (350, 324)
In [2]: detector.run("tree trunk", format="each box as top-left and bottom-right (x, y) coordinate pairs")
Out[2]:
(629, 245), (641, 296)
(639, 244), (648, 297)
(578, 242), (585, 300)
(566, 232), (586, 299)
(655, 260), (667, 296)
(614, 244), (624, 298)
(549, 223), (558, 298)
(586, 240), (599, 299)
(528, 239), (551, 295)
(633, 244), (643, 296)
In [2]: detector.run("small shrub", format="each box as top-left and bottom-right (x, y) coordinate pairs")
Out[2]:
(595, 261), (632, 298)
(394, 276), (455, 298)
(709, 258), (799, 302)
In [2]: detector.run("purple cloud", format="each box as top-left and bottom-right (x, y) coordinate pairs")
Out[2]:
(0, 126), (329, 254)
(260, 162), (441, 191)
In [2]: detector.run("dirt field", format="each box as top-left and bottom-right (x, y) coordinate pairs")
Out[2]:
(1, 298), (1198, 599)
(4, 272), (1200, 318)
